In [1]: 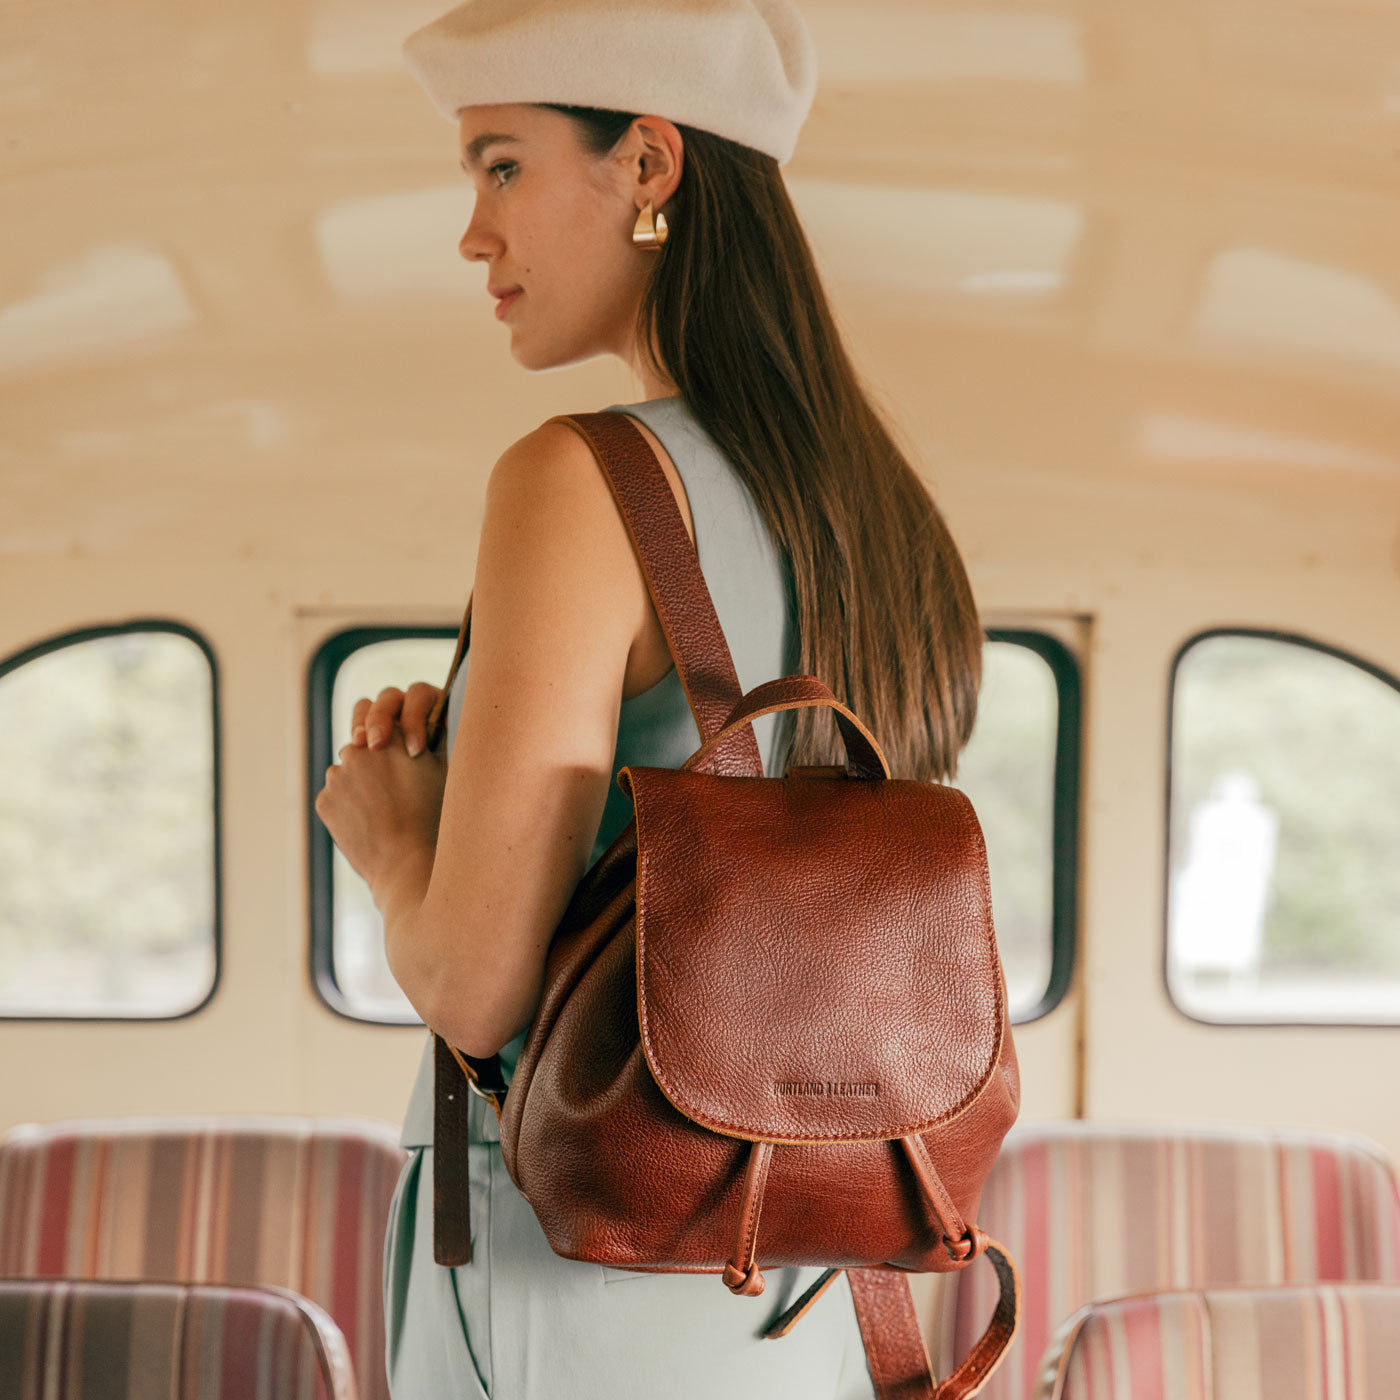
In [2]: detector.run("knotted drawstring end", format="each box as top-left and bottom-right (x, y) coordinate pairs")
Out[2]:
(723, 1139), (774, 1297)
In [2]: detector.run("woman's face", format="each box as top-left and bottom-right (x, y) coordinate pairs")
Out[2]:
(456, 102), (673, 374)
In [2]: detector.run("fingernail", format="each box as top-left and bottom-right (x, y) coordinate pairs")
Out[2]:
(406, 736), (422, 757)
(352, 725), (365, 744)
(368, 726), (386, 747)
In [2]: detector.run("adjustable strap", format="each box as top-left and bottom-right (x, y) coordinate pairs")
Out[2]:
(765, 1248), (1021, 1400)
(432, 1032), (473, 1265)
(764, 1265), (845, 1336)
(431, 1033), (506, 1266)
(767, 1248), (1019, 1400)
(926, 1243), (1020, 1399)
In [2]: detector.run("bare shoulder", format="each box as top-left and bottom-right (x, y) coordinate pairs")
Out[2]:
(473, 419), (648, 666)
(486, 418), (604, 507)
(486, 411), (695, 550)
(475, 411), (693, 701)
(480, 419), (630, 575)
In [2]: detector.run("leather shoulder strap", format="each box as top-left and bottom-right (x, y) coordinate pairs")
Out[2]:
(426, 409), (762, 776)
(550, 410), (761, 775)
(424, 592), (472, 754)
(846, 1248), (1020, 1400)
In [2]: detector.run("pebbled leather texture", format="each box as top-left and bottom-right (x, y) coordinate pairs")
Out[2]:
(428, 409), (1022, 1399)
(623, 760), (1003, 1144)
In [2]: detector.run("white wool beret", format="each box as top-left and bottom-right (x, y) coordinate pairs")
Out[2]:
(401, 0), (819, 166)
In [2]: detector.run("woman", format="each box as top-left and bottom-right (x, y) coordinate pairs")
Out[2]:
(314, 1), (985, 1395)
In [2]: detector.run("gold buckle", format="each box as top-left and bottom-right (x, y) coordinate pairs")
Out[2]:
(444, 1038), (504, 1120)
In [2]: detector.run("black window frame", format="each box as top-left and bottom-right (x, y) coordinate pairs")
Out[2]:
(1163, 624), (1400, 1030)
(0, 619), (222, 1023)
(983, 628), (1081, 1025)
(307, 624), (459, 1025)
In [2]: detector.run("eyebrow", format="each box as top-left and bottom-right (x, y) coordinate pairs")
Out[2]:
(459, 132), (521, 172)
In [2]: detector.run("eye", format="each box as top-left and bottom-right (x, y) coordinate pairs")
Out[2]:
(487, 160), (516, 187)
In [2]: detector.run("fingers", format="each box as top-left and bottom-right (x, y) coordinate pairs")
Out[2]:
(400, 682), (444, 758)
(351, 686), (405, 750)
(349, 696), (374, 743)
(348, 683), (443, 756)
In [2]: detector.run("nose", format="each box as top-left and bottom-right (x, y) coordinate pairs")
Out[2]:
(459, 201), (499, 264)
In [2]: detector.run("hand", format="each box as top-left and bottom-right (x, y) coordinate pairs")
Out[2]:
(350, 682), (444, 758)
(316, 718), (448, 899)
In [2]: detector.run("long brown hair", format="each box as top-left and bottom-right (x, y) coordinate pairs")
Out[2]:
(540, 104), (983, 782)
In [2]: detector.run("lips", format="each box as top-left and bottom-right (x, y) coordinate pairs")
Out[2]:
(494, 289), (522, 319)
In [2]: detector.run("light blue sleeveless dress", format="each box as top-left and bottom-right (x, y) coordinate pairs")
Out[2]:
(381, 395), (879, 1400)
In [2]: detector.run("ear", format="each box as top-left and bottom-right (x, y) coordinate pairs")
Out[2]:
(628, 115), (684, 209)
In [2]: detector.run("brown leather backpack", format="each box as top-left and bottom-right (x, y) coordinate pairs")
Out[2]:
(423, 409), (1022, 1400)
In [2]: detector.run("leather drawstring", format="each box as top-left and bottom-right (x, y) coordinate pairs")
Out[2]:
(723, 1140), (773, 1296)
(900, 1133), (986, 1263)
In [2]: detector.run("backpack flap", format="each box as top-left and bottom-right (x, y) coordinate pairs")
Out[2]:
(618, 763), (1006, 1145)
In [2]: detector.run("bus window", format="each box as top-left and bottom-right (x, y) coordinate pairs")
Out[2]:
(1167, 629), (1400, 1024)
(310, 629), (456, 1023)
(0, 625), (218, 1019)
(951, 631), (1080, 1023)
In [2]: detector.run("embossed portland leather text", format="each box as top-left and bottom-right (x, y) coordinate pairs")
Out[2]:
(774, 1081), (880, 1096)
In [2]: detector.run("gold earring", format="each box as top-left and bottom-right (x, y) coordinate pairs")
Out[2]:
(632, 200), (669, 250)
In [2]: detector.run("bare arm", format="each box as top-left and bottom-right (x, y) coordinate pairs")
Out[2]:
(379, 420), (650, 1058)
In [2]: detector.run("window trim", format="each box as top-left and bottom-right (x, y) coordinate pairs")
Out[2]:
(307, 625), (459, 1025)
(1163, 624), (1400, 1030)
(0, 620), (222, 1023)
(984, 628), (1082, 1025)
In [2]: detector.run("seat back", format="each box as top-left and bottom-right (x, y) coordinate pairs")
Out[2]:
(0, 1277), (356, 1400)
(942, 1121), (1400, 1400)
(1038, 1281), (1400, 1400)
(0, 1115), (406, 1400)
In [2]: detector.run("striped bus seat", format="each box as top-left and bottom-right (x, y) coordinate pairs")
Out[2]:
(0, 1115), (406, 1400)
(939, 1121), (1400, 1400)
(1036, 1281), (1400, 1400)
(0, 1277), (355, 1400)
